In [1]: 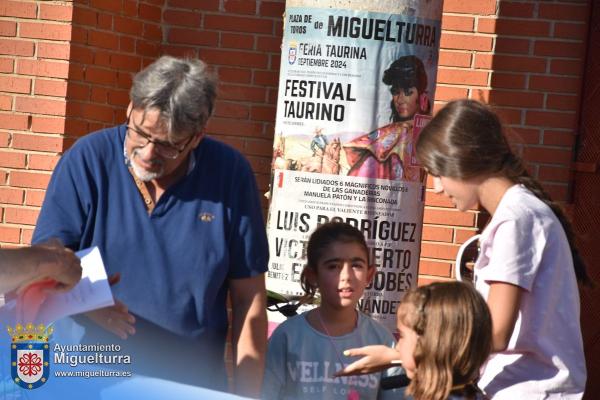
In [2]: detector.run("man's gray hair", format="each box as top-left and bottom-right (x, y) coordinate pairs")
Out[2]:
(130, 56), (217, 140)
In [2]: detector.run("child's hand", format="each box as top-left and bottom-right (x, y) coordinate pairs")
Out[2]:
(334, 345), (402, 376)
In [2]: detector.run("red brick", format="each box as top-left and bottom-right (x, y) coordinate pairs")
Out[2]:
(0, 187), (24, 205)
(90, 87), (108, 102)
(205, 15), (273, 34)
(437, 68), (488, 86)
(90, 0), (121, 13)
(441, 15), (474, 32)
(10, 171), (52, 189)
(474, 89), (544, 108)
(438, 50), (471, 67)
(220, 84), (266, 102)
(160, 45), (197, 59)
(88, 30), (119, 49)
(202, 49), (269, 69)
(422, 225), (453, 242)
(250, 105), (276, 122)
(553, 23), (588, 40)
(122, 0), (138, 16)
(550, 59), (583, 76)
(17, 59), (69, 79)
(499, 2), (534, 18)
(213, 101), (249, 119)
(542, 183), (568, 202)
(28, 154), (60, 171)
(495, 37), (530, 55)
(4, 207), (39, 225)
(475, 54), (546, 73)
(25, 190), (45, 207)
(418, 260), (452, 277)
(168, 28), (219, 46)
(539, 3), (589, 22)
(207, 118), (263, 137)
(433, 86), (468, 102)
(259, 1), (284, 17)
(12, 133), (63, 152)
(136, 40), (160, 57)
(139, 3), (162, 20)
(114, 16), (143, 36)
(443, 0), (496, 15)
(0, 132), (8, 147)
(256, 36), (280, 53)
(420, 242), (459, 261)
(0, 21), (16, 36)
(0, 114), (28, 130)
(0, 38), (35, 56)
(538, 165), (571, 183)
(0, 95), (10, 110)
(38, 42), (71, 61)
(31, 116), (67, 134)
(110, 54), (142, 72)
(221, 33), (255, 50)
(0, 226), (21, 243)
(15, 97), (66, 116)
(0, 151), (25, 168)
(218, 67), (252, 84)
(143, 23), (162, 41)
(254, 70), (279, 86)
(40, 4), (73, 21)
(162, 10), (201, 26)
(523, 146), (573, 165)
(490, 72), (526, 89)
(20, 22), (71, 41)
(224, 0), (256, 14)
(547, 94), (579, 111)
(534, 40), (585, 59)
(84, 67), (116, 85)
(494, 107), (523, 125)
(34, 79), (67, 97)
(0, 0), (37, 18)
(80, 103), (115, 123)
(455, 229), (478, 244)
(119, 36), (135, 52)
(166, 0), (219, 11)
(0, 58), (13, 73)
(478, 18), (550, 37)
(543, 130), (576, 147)
(107, 89), (129, 106)
(97, 11), (112, 28)
(529, 75), (581, 94)
(510, 127), (541, 145)
(441, 34), (492, 51)
(0, 170), (6, 185)
(0, 76), (31, 94)
(72, 6), (97, 27)
(423, 209), (475, 226)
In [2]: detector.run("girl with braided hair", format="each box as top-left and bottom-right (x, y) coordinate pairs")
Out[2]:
(415, 99), (589, 398)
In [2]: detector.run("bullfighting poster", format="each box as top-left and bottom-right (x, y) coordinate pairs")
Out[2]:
(267, 0), (444, 331)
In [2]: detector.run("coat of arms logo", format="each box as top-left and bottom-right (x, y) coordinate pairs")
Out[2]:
(7, 323), (53, 389)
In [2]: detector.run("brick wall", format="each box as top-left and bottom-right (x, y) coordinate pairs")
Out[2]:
(0, 0), (591, 289)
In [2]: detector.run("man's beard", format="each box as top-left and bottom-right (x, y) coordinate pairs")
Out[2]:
(128, 149), (164, 182)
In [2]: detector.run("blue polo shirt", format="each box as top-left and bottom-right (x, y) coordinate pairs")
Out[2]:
(33, 125), (269, 388)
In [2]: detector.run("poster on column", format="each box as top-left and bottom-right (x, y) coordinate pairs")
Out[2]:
(267, 0), (443, 331)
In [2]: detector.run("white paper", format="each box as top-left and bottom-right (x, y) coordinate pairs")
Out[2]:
(4, 246), (114, 324)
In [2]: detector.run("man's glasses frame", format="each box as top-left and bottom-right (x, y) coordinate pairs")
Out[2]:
(125, 112), (195, 159)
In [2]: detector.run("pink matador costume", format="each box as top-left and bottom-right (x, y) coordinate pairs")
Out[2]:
(343, 121), (421, 182)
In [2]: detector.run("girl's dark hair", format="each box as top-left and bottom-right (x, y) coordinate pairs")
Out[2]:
(300, 221), (369, 302)
(398, 281), (492, 400)
(416, 99), (590, 285)
(383, 55), (429, 122)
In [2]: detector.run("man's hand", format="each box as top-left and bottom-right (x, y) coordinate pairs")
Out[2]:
(334, 345), (402, 376)
(0, 238), (82, 295)
(85, 273), (136, 340)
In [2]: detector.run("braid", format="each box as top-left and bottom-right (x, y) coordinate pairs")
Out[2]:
(502, 153), (592, 286)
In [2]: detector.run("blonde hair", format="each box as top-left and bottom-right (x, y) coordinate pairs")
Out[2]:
(398, 281), (491, 400)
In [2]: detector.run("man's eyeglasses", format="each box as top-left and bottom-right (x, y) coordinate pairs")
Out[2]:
(125, 115), (195, 159)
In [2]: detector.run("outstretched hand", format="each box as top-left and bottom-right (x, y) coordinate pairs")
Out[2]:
(334, 345), (402, 376)
(85, 273), (136, 340)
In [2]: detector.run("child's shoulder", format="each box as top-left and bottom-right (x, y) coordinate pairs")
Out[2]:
(269, 312), (311, 338)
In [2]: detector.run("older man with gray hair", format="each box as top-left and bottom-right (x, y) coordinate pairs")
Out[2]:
(32, 56), (268, 396)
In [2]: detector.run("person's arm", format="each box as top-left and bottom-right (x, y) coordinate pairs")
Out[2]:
(335, 345), (402, 376)
(0, 241), (82, 295)
(487, 281), (522, 352)
(229, 273), (267, 398)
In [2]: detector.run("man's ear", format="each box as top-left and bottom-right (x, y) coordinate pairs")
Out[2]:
(191, 130), (205, 149)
